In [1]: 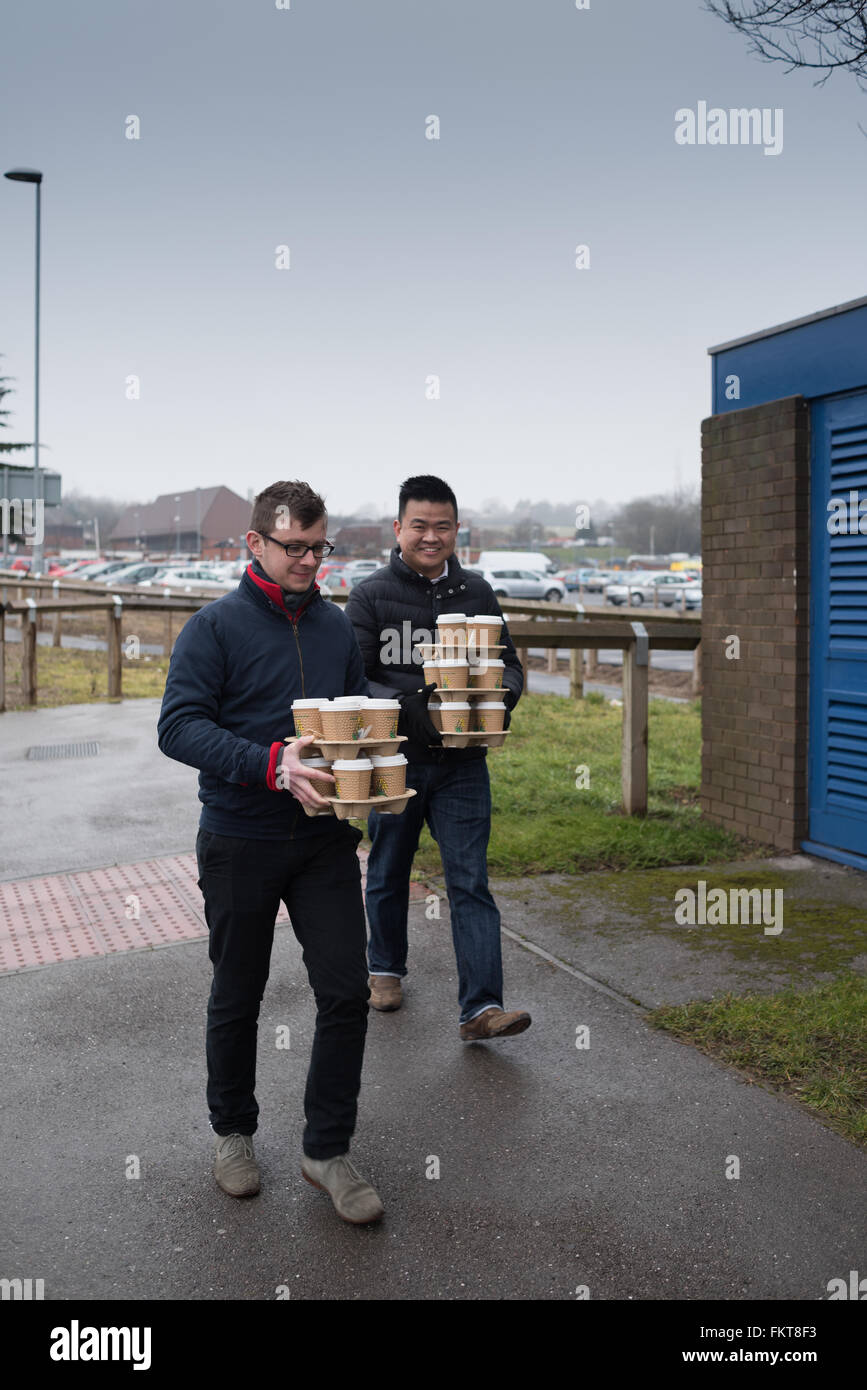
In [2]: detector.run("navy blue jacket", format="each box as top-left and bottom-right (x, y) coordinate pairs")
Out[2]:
(157, 563), (368, 839)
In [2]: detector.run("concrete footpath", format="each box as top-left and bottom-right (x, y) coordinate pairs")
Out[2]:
(1, 700), (865, 1301)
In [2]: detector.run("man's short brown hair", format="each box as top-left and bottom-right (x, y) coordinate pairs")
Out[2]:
(250, 481), (327, 536)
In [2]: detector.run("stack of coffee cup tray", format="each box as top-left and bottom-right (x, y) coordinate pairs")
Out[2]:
(288, 696), (417, 819)
(416, 613), (512, 750)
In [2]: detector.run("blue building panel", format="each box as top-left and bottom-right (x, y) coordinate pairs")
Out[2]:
(709, 297), (867, 414)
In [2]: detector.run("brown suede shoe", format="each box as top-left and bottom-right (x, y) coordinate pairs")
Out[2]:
(213, 1133), (260, 1197)
(369, 974), (402, 1011)
(460, 1007), (531, 1041)
(301, 1154), (385, 1224)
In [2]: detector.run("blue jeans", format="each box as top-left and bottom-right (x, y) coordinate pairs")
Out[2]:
(365, 758), (504, 1024)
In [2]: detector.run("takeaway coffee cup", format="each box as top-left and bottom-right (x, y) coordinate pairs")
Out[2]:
(422, 658), (440, 688)
(439, 701), (471, 734)
(467, 614), (503, 653)
(299, 755), (336, 815)
(369, 753), (408, 797)
(331, 757), (373, 800)
(320, 699), (364, 741)
(437, 657), (469, 692)
(468, 658), (505, 691)
(436, 613), (467, 652)
(361, 698), (401, 740)
(291, 698), (324, 737)
(470, 700), (506, 733)
(428, 699), (444, 732)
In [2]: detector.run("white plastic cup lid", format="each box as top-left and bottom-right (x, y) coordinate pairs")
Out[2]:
(364, 699), (400, 709)
(332, 758), (374, 770)
(369, 754), (408, 767)
(438, 658), (469, 667)
(292, 698), (323, 707)
(332, 696), (367, 707)
(474, 701), (506, 708)
(469, 615), (502, 625)
(474, 658), (505, 668)
(440, 701), (471, 711)
(300, 756), (332, 767)
(437, 613), (467, 623)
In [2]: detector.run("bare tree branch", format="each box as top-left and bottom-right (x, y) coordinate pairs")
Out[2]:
(705, 1), (867, 88)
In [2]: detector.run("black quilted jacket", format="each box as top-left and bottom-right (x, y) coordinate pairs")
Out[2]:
(344, 546), (524, 764)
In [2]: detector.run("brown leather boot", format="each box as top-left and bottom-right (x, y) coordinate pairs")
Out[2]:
(369, 974), (402, 1011)
(460, 1007), (531, 1041)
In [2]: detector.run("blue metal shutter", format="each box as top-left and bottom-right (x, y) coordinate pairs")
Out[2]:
(807, 391), (867, 861)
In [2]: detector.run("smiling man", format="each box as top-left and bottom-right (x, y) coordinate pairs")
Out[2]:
(345, 474), (531, 1040)
(157, 480), (384, 1225)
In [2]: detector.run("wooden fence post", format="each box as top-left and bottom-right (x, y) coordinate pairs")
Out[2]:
(22, 599), (37, 707)
(0, 606), (5, 713)
(569, 647), (584, 699)
(52, 579), (62, 646)
(585, 647), (598, 676)
(621, 624), (648, 816)
(546, 648), (558, 673)
(108, 596), (123, 698)
(692, 640), (702, 696)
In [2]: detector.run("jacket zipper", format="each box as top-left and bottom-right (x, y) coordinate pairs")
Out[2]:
(286, 612), (306, 839)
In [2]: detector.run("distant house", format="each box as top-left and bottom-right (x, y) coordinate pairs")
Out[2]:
(110, 486), (252, 560)
(332, 524), (383, 558)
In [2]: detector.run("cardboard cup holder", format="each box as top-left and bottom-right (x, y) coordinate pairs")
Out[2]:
(439, 730), (510, 749)
(326, 788), (417, 819)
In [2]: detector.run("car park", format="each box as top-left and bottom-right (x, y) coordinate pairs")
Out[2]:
(467, 567), (566, 601)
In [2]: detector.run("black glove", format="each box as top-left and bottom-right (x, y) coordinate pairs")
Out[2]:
(398, 682), (443, 746)
(502, 686), (518, 731)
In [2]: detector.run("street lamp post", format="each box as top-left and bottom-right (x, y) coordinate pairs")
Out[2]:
(4, 168), (44, 577)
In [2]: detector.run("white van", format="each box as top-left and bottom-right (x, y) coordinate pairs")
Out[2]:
(476, 551), (555, 574)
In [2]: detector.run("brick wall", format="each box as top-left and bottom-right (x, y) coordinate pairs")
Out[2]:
(700, 395), (810, 851)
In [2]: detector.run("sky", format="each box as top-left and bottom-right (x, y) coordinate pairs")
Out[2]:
(2, 0), (866, 519)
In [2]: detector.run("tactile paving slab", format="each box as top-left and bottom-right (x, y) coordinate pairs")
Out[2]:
(0, 845), (429, 976)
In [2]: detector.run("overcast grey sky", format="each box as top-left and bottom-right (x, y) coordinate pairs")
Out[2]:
(2, 0), (865, 517)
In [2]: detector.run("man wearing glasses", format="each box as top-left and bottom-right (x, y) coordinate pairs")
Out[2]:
(158, 480), (384, 1224)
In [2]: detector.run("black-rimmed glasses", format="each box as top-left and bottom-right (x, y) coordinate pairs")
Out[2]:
(262, 535), (336, 560)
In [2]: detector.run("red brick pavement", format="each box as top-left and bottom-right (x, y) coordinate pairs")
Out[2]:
(0, 847), (428, 975)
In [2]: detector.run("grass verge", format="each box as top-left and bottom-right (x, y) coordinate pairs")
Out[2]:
(648, 975), (867, 1149)
(412, 690), (765, 876)
(2, 643), (168, 707)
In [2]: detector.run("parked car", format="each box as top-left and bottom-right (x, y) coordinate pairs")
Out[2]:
(343, 560), (380, 579)
(95, 562), (169, 586)
(555, 568), (599, 591)
(138, 566), (235, 592)
(603, 571), (659, 606)
(582, 569), (618, 593)
(669, 583), (702, 610)
(78, 560), (136, 581)
(467, 567), (566, 601)
(625, 573), (699, 606)
(318, 567), (352, 597)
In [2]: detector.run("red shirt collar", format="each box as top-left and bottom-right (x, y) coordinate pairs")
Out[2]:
(246, 562), (319, 619)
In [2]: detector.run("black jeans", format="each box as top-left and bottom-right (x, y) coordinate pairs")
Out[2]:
(196, 823), (369, 1159)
